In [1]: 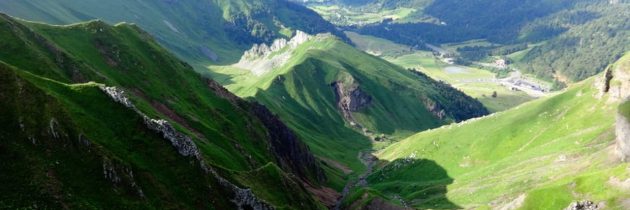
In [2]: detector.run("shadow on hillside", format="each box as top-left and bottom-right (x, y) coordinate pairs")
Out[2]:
(369, 158), (460, 209)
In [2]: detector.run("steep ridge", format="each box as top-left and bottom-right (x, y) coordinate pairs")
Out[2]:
(213, 32), (489, 183)
(0, 14), (329, 209)
(0, 0), (346, 65)
(349, 54), (630, 209)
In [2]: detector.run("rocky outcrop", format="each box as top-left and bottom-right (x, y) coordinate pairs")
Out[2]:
(101, 86), (135, 108)
(596, 59), (630, 102)
(332, 78), (372, 128)
(597, 57), (630, 161)
(334, 82), (372, 112)
(234, 31), (332, 75)
(564, 200), (603, 210)
(99, 86), (274, 209)
(100, 86), (203, 158)
(616, 104), (630, 161)
(420, 97), (447, 120)
(144, 118), (200, 157)
(102, 157), (146, 198)
(240, 31), (312, 61)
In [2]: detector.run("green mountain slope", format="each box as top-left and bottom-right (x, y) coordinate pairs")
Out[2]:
(212, 34), (489, 181)
(347, 54), (630, 209)
(0, 14), (330, 209)
(0, 0), (345, 66)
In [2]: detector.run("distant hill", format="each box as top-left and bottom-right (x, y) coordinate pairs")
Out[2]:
(322, 0), (630, 82)
(0, 0), (346, 66)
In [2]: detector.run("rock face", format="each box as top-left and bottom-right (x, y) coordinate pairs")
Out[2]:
(207, 79), (326, 182)
(240, 30), (312, 61)
(100, 86), (202, 158)
(332, 78), (372, 127)
(100, 85), (327, 209)
(597, 59), (630, 102)
(597, 57), (630, 161)
(617, 105), (630, 161)
(102, 157), (146, 198)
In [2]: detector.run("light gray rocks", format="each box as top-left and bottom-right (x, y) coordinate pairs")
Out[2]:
(144, 118), (200, 157)
(229, 186), (273, 210)
(99, 86), (201, 158)
(595, 59), (630, 161)
(564, 200), (602, 210)
(617, 106), (630, 161)
(48, 118), (60, 139)
(100, 86), (135, 108)
(596, 62), (630, 102)
(235, 31), (313, 76)
(102, 157), (146, 198)
(235, 30), (332, 76)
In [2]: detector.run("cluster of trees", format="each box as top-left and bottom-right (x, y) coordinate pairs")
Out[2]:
(407, 68), (490, 121)
(224, 0), (348, 46)
(520, 3), (630, 81)
(456, 44), (528, 61)
(351, 0), (579, 44)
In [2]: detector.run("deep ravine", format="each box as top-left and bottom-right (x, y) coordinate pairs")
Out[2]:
(334, 151), (377, 209)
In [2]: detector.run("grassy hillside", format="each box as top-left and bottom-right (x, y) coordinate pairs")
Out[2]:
(212, 35), (488, 185)
(0, 62), (233, 209)
(347, 56), (630, 209)
(0, 14), (329, 209)
(0, 0), (345, 66)
(345, 32), (534, 112)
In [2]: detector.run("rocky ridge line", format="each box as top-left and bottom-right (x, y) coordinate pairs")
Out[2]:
(234, 30), (331, 76)
(99, 86), (273, 210)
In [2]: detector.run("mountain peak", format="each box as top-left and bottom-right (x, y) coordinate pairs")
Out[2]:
(235, 30), (335, 75)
